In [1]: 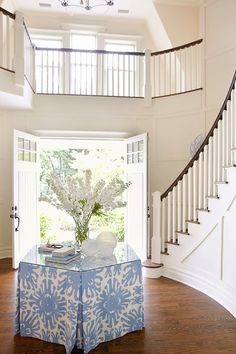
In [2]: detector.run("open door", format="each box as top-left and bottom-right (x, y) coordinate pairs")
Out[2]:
(125, 133), (149, 260)
(11, 130), (40, 269)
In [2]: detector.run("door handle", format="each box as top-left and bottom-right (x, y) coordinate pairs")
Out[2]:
(10, 212), (20, 232)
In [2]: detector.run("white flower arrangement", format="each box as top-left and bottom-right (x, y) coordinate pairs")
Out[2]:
(41, 169), (130, 244)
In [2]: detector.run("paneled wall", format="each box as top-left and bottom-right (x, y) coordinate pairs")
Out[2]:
(203, 0), (236, 129)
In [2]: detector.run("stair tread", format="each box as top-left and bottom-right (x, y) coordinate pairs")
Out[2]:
(142, 260), (164, 268)
(206, 195), (219, 199)
(176, 230), (190, 235)
(223, 164), (236, 168)
(166, 240), (180, 246)
(196, 208), (210, 212)
(161, 251), (169, 255)
(186, 220), (200, 224)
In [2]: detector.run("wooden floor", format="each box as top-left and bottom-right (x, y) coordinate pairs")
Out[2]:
(1, 258), (236, 354)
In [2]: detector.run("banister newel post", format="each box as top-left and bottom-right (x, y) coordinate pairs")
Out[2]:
(14, 11), (24, 87)
(144, 48), (152, 106)
(151, 191), (161, 264)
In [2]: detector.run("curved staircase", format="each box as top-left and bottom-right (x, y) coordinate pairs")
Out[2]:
(148, 71), (236, 318)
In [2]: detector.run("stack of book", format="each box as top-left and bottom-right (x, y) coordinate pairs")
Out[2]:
(45, 246), (79, 264)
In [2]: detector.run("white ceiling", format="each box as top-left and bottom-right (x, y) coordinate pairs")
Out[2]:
(12, 0), (151, 19)
(11, 0), (200, 19)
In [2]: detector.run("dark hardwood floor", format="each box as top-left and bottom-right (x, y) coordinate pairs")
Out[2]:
(1, 258), (236, 354)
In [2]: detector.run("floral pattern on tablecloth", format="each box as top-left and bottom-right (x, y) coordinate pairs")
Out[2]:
(80, 261), (144, 353)
(16, 259), (144, 354)
(16, 263), (81, 353)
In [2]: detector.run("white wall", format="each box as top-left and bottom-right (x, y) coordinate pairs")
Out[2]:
(1, 0), (15, 12)
(153, 3), (200, 47)
(203, 0), (236, 130)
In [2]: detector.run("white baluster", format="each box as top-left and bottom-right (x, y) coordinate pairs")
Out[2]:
(177, 180), (182, 232)
(222, 111), (226, 180)
(189, 45), (193, 90)
(188, 167), (193, 220)
(208, 137), (213, 196)
(174, 51), (177, 94)
(179, 49), (183, 92)
(213, 129), (218, 196)
(230, 90), (235, 165)
(217, 120), (222, 182)
(6, 15), (10, 69)
(169, 52), (172, 94)
(161, 198), (166, 253)
(203, 145), (208, 209)
(152, 55), (156, 97)
(41, 50), (44, 93)
(158, 55), (161, 96)
(0, 12), (3, 68)
(226, 101), (231, 167)
(193, 160), (198, 221)
(182, 174), (187, 231)
(198, 152), (203, 210)
(167, 192), (172, 242)
(172, 187), (177, 242)
(163, 53), (166, 95)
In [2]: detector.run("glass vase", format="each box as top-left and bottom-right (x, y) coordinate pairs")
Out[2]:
(75, 222), (89, 246)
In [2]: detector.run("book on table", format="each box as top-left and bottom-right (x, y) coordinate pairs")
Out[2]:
(38, 244), (75, 256)
(52, 246), (75, 258)
(38, 244), (53, 253)
(45, 253), (79, 265)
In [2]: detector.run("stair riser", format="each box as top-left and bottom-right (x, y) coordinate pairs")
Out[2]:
(226, 167), (236, 182)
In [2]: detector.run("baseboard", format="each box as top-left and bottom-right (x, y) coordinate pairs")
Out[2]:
(163, 266), (236, 318)
(0, 246), (12, 259)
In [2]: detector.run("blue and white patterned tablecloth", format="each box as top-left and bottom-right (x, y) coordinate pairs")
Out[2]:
(15, 243), (144, 353)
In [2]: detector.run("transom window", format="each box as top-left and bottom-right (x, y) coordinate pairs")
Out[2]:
(18, 138), (37, 162)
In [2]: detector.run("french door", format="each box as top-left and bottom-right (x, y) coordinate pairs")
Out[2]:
(125, 133), (149, 260)
(11, 130), (40, 269)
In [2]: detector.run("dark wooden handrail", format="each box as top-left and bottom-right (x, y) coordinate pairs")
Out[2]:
(35, 46), (145, 56)
(161, 69), (236, 201)
(0, 7), (15, 19)
(151, 39), (203, 56)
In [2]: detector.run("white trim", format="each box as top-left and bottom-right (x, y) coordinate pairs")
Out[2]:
(143, 266), (163, 278)
(33, 130), (130, 140)
(163, 266), (236, 318)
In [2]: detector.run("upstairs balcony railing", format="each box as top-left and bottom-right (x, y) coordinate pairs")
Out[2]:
(151, 39), (202, 97)
(35, 48), (145, 97)
(0, 7), (203, 101)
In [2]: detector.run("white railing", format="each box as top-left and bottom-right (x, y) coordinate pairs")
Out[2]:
(151, 39), (202, 97)
(0, 6), (203, 99)
(35, 47), (145, 97)
(0, 7), (15, 72)
(152, 71), (236, 260)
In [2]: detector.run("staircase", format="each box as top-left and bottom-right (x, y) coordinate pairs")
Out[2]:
(148, 71), (236, 318)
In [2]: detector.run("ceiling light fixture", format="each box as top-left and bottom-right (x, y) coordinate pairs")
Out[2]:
(58, 0), (114, 11)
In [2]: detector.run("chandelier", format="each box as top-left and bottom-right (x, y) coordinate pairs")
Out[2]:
(59, 0), (114, 11)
